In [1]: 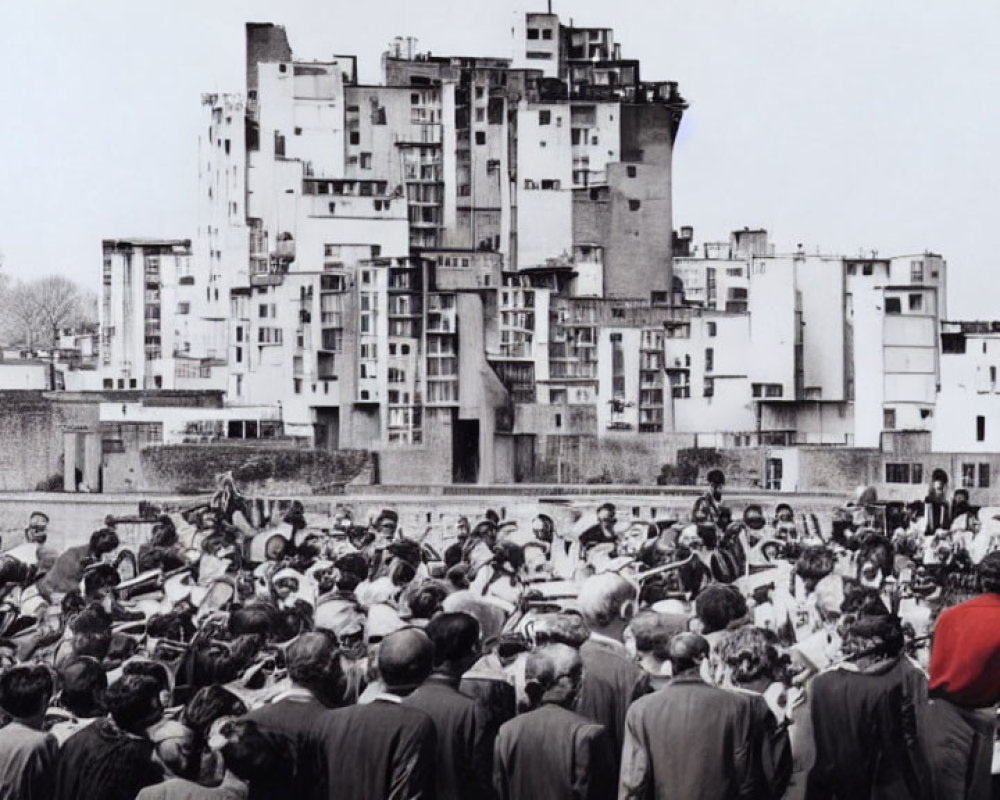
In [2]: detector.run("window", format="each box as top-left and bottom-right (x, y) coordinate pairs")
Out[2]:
(883, 408), (896, 430)
(981, 464), (991, 488)
(764, 384), (783, 398)
(862, 263), (874, 276)
(360, 153), (372, 169)
(542, 28), (552, 39)
(294, 378), (302, 394)
(539, 110), (551, 125)
(886, 463), (922, 484)
(526, 27), (539, 39)
(910, 260), (924, 283)
(475, 131), (486, 145)
(885, 297), (902, 314)
(475, 108), (485, 122)
(103, 378), (113, 389)
(628, 199), (641, 211)
(293, 127), (301, 136)
(707, 321), (717, 337)
(704, 348), (714, 373)
(235, 346), (242, 363)
(328, 202), (336, 214)
(554, 413), (562, 428)
(765, 458), (783, 491)
(962, 463), (977, 488)
(908, 293), (923, 312)
(627, 165), (637, 178)
(977, 415), (986, 442)
(703, 377), (714, 398)
(349, 131), (360, 145)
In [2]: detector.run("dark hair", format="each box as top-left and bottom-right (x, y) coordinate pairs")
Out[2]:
(83, 564), (121, 598)
(0, 664), (53, 718)
(221, 720), (295, 783)
(89, 528), (120, 556)
(717, 626), (780, 684)
(59, 656), (107, 717)
(105, 632), (138, 667)
(123, 659), (172, 694)
(695, 584), (749, 635)
(407, 581), (450, 620)
(229, 603), (278, 639)
(182, 685), (247, 740)
(597, 502), (616, 515)
(979, 551), (1000, 594)
(73, 630), (112, 660)
(845, 614), (904, 658)
(0, 557), (32, 586)
(795, 547), (836, 584)
(286, 631), (341, 690)
(61, 591), (88, 621)
(105, 674), (162, 730)
(425, 612), (480, 666)
(147, 611), (193, 642)
(150, 523), (178, 548)
(70, 603), (112, 634)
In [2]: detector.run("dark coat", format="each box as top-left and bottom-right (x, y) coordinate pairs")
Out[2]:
(405, 675), (495, 800)
(308, 697), (436, 800)
(805, 658), (930, 800)
(619, 673), (759, 800)
(54, 717), (163, 800)
(493, 703), (616, 800)
(244, 695), (328, 800)
(576, 636), (650, 763)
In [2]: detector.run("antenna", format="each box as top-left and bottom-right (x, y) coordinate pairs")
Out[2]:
(548, 0), (553, 13)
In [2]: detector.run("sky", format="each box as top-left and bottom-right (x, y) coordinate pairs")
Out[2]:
(1, 0), (998, 317)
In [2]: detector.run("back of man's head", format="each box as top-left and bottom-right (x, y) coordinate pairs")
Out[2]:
(524, 643), (582, 708)
(0, 664), (53, 720)
(105, 673), (163, 732)
(60, 656), (107, 718)
(286, 630), (343, 703)
(425, 612), (480, 668)
(667, 632), (710, 674)
(694, 584), (748, 635)
(221, 720), (294, 784)
(577, 573), (637, 629)
(378, 627), (434, 693)
(531, 612), (590, 649)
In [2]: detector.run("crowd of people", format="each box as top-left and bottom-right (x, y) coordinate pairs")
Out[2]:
(0, 467), (995, 799)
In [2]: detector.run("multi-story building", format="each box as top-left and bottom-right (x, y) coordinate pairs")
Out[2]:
(100, 239), (222, 391)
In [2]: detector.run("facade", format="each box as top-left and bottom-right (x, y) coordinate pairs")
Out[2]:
(90, 15), (998, 491)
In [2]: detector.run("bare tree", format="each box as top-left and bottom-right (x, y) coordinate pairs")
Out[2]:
(0, 275), (96, 349)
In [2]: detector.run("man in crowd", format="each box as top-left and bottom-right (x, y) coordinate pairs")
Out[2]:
(55, 673), (166, 800)
(494, 643), (616, 800)
(310, 627), (436, 800)
(925, 550), (1000, 799)
(620, 632), (760, 799)
(574, 573), (650, 761)
(406, 612), (495, 799)
(0, 664), (59, 799)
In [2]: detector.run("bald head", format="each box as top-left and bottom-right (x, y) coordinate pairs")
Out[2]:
(577, 573), (637, 629)
(378, 627), (434, 694)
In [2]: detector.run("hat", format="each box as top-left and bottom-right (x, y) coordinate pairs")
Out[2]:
(742, 505), (766, 531)
(931, 468), (949, 485)
(376, 509), (399, 528)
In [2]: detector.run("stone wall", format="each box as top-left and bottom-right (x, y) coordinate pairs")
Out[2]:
(125, 445), (374, 494)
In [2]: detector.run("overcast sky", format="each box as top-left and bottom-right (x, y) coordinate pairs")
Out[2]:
(1, 0), (997, 317)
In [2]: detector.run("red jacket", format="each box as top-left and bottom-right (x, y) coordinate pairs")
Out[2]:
(929, 592), (1000, 708)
